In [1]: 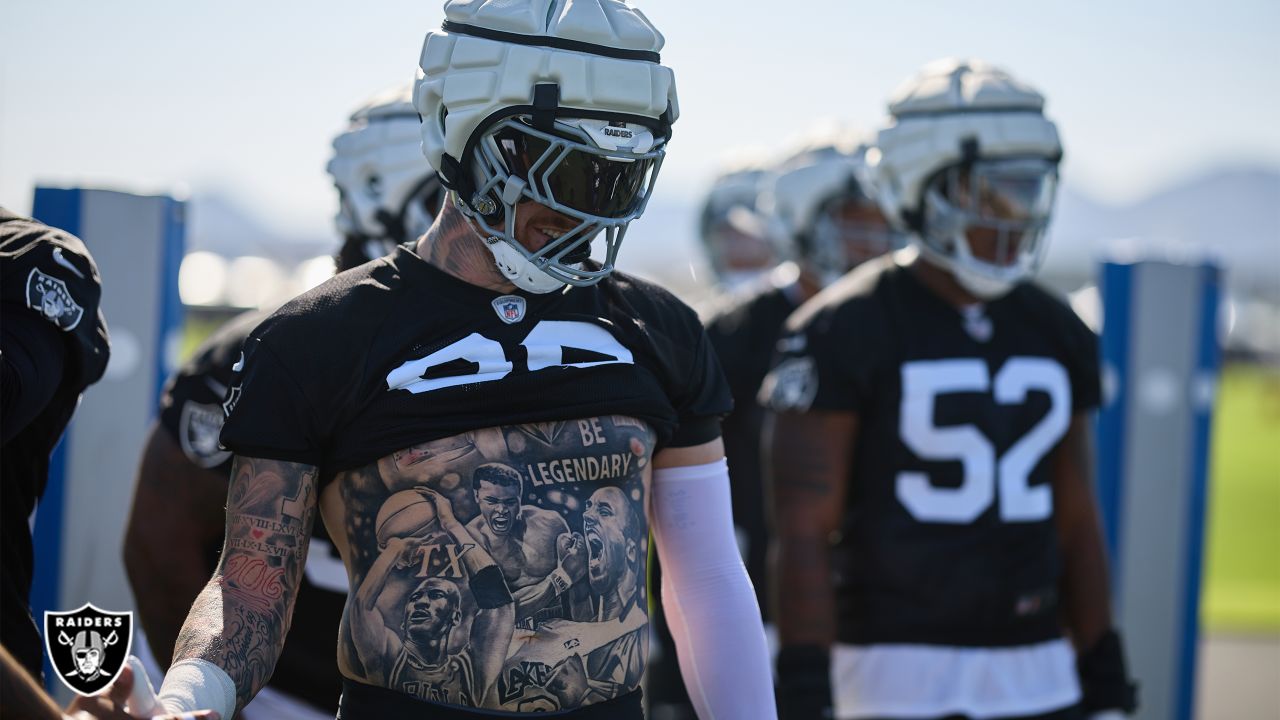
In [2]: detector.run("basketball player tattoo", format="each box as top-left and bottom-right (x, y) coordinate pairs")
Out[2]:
(338, 416), (656, 712)
(173, 457), (318, 712)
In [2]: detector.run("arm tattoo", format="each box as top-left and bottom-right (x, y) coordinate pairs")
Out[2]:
(172, 456), (318, 713)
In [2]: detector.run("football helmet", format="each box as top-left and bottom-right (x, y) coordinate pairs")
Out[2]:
(327, 85), (443, 270)
(869, 58), (1062, 298)
(414, 0), (678, 293)
(764, 129), (897, 287)
(697, 154), (777, 290)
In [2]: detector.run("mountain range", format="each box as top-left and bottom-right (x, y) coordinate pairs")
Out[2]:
(185, 166), (1279, 302)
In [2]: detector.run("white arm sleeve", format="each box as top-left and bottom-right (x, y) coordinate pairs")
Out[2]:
(651, 458), (777, 720)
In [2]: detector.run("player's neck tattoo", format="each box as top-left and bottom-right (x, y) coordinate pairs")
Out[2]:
(418, 202), (517, 293)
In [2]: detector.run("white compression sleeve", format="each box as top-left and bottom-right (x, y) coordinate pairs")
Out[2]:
(651, 458), (777, 720)
(155, 658), (237, 719)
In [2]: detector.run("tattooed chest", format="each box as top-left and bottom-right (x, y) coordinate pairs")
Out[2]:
(333, 416), (655, 711)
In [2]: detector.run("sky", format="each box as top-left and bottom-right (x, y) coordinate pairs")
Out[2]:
(3, 0), (1279, 239)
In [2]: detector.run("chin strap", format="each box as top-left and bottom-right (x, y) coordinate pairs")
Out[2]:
(459, 210), (567, 294)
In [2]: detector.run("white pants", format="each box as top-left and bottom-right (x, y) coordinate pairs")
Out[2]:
(831, 638), (1081, 719)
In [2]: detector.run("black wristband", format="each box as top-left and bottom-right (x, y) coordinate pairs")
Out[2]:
(469, 565), (514, 610)
(776, 645), (832, 720)
(1077, 628), (1139, 714)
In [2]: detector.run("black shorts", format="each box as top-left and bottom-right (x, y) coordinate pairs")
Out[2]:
(336, 679), (643, 719)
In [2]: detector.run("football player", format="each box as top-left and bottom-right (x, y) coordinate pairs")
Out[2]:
(122, 85), (441, 719)
(763, 59), (1138, 720)
(648, 131), (895, 720)
(696, 155), (778, 292)
(1, 209), (110, 682)
(121, 2), (775, 719)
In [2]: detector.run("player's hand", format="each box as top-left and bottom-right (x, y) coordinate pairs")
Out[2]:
(64, 662), (221, 720)
(416, 486), (458, 526)
(556, 532), (587, 582)
(385, 536), (417, 569)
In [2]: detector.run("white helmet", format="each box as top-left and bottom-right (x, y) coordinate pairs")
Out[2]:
(414, 0), (678, 293)
(869, 58), (1062, 298)
(327, 85), (443, 269)
(764, 128), (897, 286)
(698, 152), (777, 290)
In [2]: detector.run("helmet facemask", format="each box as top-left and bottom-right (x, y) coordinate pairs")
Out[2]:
(461, 114), (666, 293)
(807, 192), (900, 286)
(917, 156), (1058, 298)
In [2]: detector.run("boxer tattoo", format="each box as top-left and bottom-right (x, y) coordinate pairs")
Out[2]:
(337, 416), (655, 712)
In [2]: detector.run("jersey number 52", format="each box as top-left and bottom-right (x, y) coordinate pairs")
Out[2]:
(897, 357), (1070, 524)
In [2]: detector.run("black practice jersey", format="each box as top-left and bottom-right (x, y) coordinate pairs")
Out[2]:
(1, 208), (110, 677)
(703, 282), (798, 619)
(157, 308), (347, 711)
(218, 246), (730, 713)
(220, 245), (730, 477)
(762, 255), (1100, 647)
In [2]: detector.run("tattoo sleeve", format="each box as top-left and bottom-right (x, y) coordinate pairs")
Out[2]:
(171, 455), (319, 713)
(766, 410), (857, 646)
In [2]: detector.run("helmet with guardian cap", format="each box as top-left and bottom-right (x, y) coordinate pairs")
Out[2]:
(869, 58), (1062, 298)
(414, 0), (678, 293)
(327, 85), (443, 271)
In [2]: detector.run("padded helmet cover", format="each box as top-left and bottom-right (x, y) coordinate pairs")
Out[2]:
(414, 0), (679, 184)
(327, 85), (439, 240)
(871, 58), (1061, 232)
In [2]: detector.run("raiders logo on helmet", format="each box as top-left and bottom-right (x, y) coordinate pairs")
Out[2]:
(179, 401), (232, 468)
(44, 604), (133, 696)
(26, 267), (85, 331)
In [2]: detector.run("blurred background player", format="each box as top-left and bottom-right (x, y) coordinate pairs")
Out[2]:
(2, 208), (110, 682)
(694, 154), (779, 293)
(764, 59), (1138, 720)
(122, 85), (441, 719)
(647, 131), (896, 719)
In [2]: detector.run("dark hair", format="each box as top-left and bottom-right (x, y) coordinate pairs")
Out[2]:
(472, 463), (523, 493)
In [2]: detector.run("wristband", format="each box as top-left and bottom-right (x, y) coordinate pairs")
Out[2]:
(549, 566), (573, 596)
(776, 644), (832, 720)
(1077, 629), (1138, 714)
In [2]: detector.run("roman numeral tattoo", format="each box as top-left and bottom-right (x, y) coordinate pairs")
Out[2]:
(172, 457), (318, 713)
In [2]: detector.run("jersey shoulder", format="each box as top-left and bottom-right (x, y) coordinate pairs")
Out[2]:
(250, 252), (408, 359)
(181, 307), (273, 381)
(0, 207), (110, 385)
(602, 269), (705, 340)
(1006, 280), (1098, 345)
(705, 282), (794, 340)
(786, 254), (902, 337)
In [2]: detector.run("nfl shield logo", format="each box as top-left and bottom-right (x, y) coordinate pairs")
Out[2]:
(44, 604), (133, 696)
(222, 384), (243, 417)
(492, 295), (527, 324)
